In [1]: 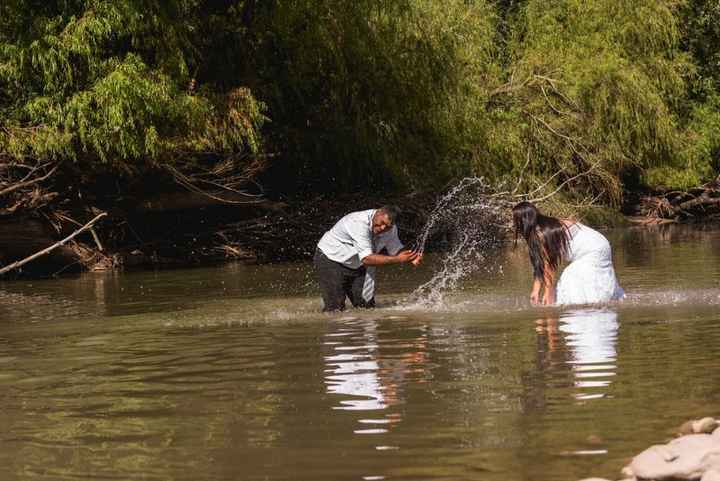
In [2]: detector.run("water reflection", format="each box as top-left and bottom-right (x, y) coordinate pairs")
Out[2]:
(535, 308), (618, 401)
(3, 225), (720, 481)
(323, 317), (429, 434)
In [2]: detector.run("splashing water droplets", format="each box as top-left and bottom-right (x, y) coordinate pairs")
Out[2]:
(405, 178), (509, 309)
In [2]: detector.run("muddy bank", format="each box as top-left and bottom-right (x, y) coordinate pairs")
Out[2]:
(3, 177), (719, 279)
(0, 191), (448, 278)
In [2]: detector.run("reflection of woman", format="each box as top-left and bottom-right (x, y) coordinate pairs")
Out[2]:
(513, 201), (624, 305)
(534, 308), (619, 400)
(559, 308), (619, 365)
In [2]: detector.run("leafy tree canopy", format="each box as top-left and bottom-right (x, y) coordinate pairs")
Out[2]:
(0, 0), (265, 179)
(1, 0), (719, 205)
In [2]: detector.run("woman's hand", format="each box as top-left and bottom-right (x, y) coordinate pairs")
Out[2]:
(530, 279), (542, 305)
(530, 290), (540, 305)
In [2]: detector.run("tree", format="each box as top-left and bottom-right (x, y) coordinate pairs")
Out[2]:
(0, 0), (266, 213)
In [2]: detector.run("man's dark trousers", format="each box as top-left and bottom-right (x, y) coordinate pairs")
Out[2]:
(314, 249), (373, 311)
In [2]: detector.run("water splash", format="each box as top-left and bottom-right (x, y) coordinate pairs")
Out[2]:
(405, 178), (510, 308)
(414, 178), (490, 254)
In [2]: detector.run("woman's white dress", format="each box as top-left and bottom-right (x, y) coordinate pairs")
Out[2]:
(555, 223), (624, 305)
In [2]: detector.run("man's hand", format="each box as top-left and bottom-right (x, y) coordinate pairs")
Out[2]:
(410, 251), (423, 266)
(362, 250), (419, 266)
(395, 249), (419, 264)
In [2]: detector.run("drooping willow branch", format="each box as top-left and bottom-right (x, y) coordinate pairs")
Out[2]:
(165, 162), (265, 205)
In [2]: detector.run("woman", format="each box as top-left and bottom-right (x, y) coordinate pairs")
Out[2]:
(512, 201), (624, 305)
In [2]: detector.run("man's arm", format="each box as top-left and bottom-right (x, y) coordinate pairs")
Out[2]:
(378, 225), (423, 266)
(362, 250), (418, 266)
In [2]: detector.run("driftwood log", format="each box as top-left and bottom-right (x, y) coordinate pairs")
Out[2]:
(631, 176), (720, 224)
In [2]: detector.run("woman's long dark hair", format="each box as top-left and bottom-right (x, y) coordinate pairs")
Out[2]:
(512, 202), (570, 284)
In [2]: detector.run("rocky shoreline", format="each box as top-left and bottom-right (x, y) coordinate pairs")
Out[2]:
(581, 417), (720, 481)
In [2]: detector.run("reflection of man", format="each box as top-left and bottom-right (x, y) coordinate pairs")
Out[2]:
(314, 206), (422, 311)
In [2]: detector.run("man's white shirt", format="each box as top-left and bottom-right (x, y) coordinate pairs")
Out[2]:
(317, 209), (376, 268)
(363, 225), (404, 302)
(317, 209), (404, 301)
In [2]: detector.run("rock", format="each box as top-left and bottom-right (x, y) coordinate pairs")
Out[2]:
(621, 465), (635, 478)
(703, 469), (720, 481)
(629, 434), (720, 480)
(693, 418), (719, 434)
(703, 451), (720, 472)
(680, 421), (697, 436)
(678, 418), (719, 436)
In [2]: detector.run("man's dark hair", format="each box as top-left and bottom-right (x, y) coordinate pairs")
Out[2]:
(379, 205), (401, 224)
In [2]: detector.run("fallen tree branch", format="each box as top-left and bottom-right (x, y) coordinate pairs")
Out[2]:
(673, 193), (720, 214)
(632, 176), (720, 222)
(0, 212), (107, 276)
(511, 148), (533, 196)
(0, 163), (59, 197)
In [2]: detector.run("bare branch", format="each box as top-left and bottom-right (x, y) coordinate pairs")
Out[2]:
(165, 164), (264, 204)
(540, 85), (572, 117)
(489, 75), (534, 97)
(0, 163), (59, 197)
(0, 212), (107, 276)
(525, 168), (566, 197)
(673, 193), (720, 214)
(511, 147), (533, 195)
(529, 162), (599, 203)
(527, 112), (577, 143)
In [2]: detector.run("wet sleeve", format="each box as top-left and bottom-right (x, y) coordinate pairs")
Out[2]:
(349, 219), (374, 261)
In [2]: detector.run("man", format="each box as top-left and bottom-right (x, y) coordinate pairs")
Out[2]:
(314, 205), (422, 311)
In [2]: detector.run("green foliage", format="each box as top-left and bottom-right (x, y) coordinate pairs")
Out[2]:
(476, 0), (695, 204)
(1, 0), (719, 206)
(681, 0), (720, 97)
(0, 1), (265, 177)
(240, 0), (501, 191)
(647, 92), (720, 189)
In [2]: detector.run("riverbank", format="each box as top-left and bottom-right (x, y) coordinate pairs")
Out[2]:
(1, 179), (719, 279)
(0, 190), (443, 278)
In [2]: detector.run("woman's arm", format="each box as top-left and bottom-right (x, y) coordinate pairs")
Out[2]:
(530, 278), (542, 304)
(542, 263), (557, 305)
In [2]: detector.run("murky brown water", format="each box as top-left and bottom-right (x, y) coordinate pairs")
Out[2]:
(1, 225), (719, 481)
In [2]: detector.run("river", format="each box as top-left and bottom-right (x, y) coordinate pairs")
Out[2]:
(1, 224), (719, 481)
